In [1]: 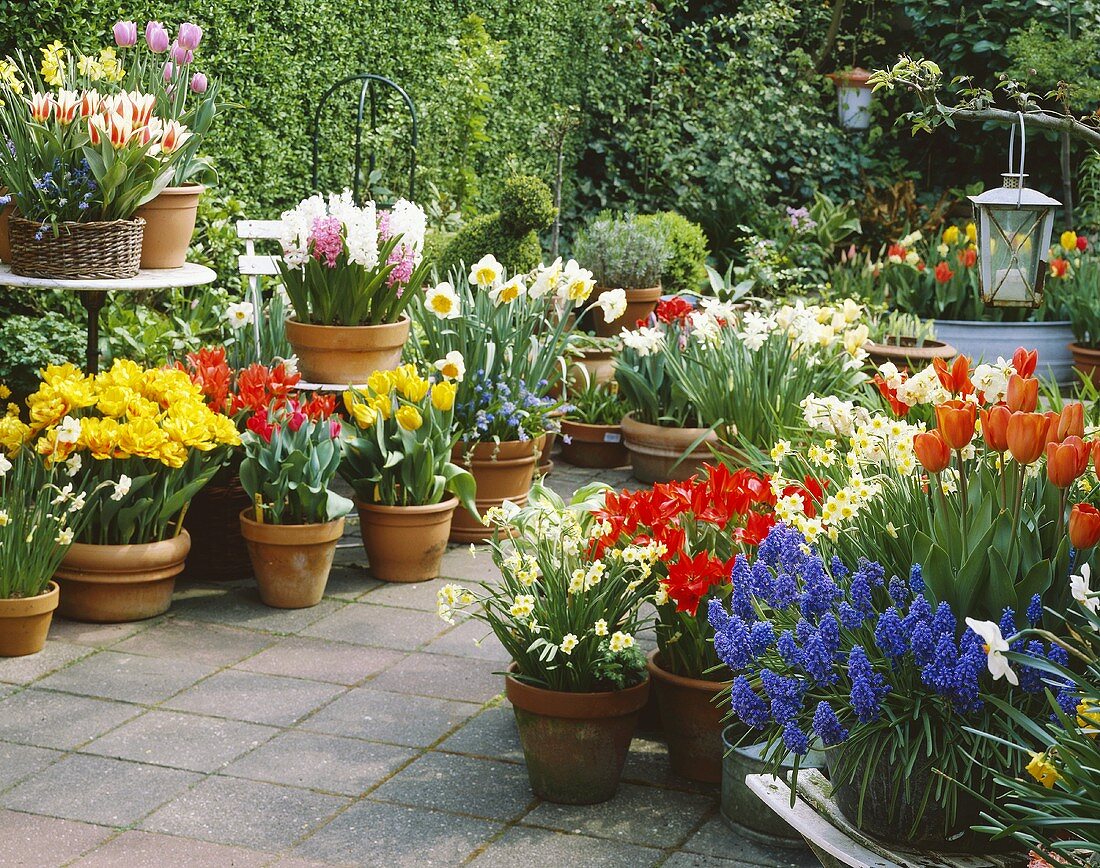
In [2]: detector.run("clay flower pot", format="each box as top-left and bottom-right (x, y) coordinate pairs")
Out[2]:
(55, 532), (191, 623)
(239, 510), (345, 609)
(560, 419), (628, 469)
(0, 188), (12, 263)
(864, 336), (956, 374)
(506, 667), (649, 804)
(0, 582), (59, 657)
(1070, 342), (1100, 388)
(594, 286), (661, 337)
(133, 183), (204, 268)
(285, 316), (410, 385)
(566, 347), (617, 387)
(647, 650), (728, 783)
(449, 438), (541, 544)
(621, 413), (718, 484)
(357, 497), (458, 582)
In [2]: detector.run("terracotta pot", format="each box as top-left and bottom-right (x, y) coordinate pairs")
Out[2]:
(181, 461), (252, 583)
(239, 510), (344, 608)
(560, 419), (628, 469)
(566, 347), (617, 387)
(506, 667), (649, 804)
(0, 583), (59, 657)
(0, 188), (12, 264)
(449, 438), (540, 543)
(357, 497), (457, 582)
(594, 286), (662, 337)
(55, 532), (191, 623)
(285, 316), (410, 386)
(864, 337), (956, 374)
(1070, 342), (1100, 388)
(647, 651), (728, 783)
(133, 184), (204, 268)
(539, 430), (556, 476)
(621, 413), (718, 484)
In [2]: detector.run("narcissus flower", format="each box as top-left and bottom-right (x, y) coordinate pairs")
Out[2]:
(468, 254), (503, 288)
(965, 618), (1018, 685)
(1026, 751), (1061, 789)
(425, 282), (461, 319)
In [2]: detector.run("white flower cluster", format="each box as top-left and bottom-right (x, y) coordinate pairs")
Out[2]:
(279, 190), (392, 270)
(466, 255), (597, 309)
(738, 299), (868, 365)
(385, 198), (426, 253)
(620, 325), (666, 357)
(800, 394), (871, 438)
(878, 356), (1017, 407)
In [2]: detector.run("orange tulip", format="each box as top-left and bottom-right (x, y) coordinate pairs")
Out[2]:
(1043, 411), (1062, 447)
(935, 400), (977, 450)
(980, 405), (1011, 452)
(1069, 503), (1100, 550)
(914, 430), (952, 473)
(933, 355), (973, 396)
(1006, 374), (1039, 412)
(1046, 436), (1091, 487)
(1058, 402), (1085, 440)
(1013, 347), (1038, 378)
(1006, 412), (1050, 465)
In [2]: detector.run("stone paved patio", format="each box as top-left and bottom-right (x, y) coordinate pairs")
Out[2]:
(0, 462), (817, 867)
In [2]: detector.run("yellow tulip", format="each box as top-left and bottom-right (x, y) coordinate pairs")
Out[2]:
(366, 370), (395, 397)
(431, 381), (457, 412)
(350, 401), (377, 429)
(400, 375), (430, 403)
(942, 225), (960, 245)
(396, 405), (423, 431)
(370, 394), (393, 420)
(1061, 230), (1078, 252)
(965, 222), (977, 243)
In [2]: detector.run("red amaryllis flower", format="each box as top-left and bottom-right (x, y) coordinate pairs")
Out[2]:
(934, 261), (954, 283)
(873, 374), (910, 417)
(1012, 347), (1038, 378)
(663, 551), (735, 615)
(933, 355), (973, 396)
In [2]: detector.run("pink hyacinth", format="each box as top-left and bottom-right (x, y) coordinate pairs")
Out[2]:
(308, 216), (345, 268)
(386, 244), (415, 289)
(377, 209), (392, 239)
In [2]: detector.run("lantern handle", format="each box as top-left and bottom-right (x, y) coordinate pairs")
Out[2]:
(1007, 111), (1026, 208)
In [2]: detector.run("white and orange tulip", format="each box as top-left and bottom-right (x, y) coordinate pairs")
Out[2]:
(29, 92), (52, 123)
(159, 119), (191, 154)
(79, 90), (101, 118)
(54, 90), (79, 125)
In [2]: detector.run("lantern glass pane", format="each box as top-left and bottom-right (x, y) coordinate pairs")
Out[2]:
(987, 207), (1043, 304)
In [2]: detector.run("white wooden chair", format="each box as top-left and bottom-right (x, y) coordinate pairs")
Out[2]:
(235, 219), (284, 361)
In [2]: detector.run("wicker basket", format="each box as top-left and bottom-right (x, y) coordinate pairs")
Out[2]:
(8, 216), (144, 279)
(180, 464), (253, 583)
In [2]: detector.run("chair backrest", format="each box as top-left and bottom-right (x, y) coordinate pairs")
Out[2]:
(236, 219), (284, 354)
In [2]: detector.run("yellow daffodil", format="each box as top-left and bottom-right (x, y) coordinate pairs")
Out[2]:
(965, 222), (977, 243)
(40, 40), (66, 87)
(1026, 751), (1061, 789)
(395, 405), (423, 431)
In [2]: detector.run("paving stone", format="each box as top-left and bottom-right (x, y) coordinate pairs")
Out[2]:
(0, 641), (93, 685)
(664, 854), (762, 868)
(622, 737), (715, 794)
(323, 561), (380, 601)
(0, 809), (113, 865)
(73, 830), (273, 867)
(82, 710), (277, 773)
(113, 619), (277, 667)
(164, 670), (345, 727)
(141, 775), (348, 850)
(0, 741), (63, 791)
(359, 577), (451, 611)
(367, 652), (503, 703)
(47, 617), (156, 648)
(371, 752), (533, 821)
(467, 825), (661, 867)
(291, 798), (500, 866)
(0, 689), (142, 750)
(437, 545), (497, 583)
(1, 754), (199, 826)
(303, 687), (478, 747)
(35, 650), (216, 705)
(234, 636), (405, 685)
(522, 781), (714, 847)
(680, 814), (819, 868)
(300, 603), (450, 651)
(423, 616), (512, 662)
(170, 587), (347, 634)
(438, 704), (524, 763)
(223, 730), (416, 796)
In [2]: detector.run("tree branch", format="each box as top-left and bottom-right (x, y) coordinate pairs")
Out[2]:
(949, 107), (1100, 150)
(813, 0), (847, 74)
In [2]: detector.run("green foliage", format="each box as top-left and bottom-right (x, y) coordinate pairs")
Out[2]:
(1005, 21), (1100, 108)
(439, 175), (555, 274)
(0, 311), (84, 399)
(563, 377), (623, 426)
(639, 211), (708, 295)
(573, 213), (668, 289)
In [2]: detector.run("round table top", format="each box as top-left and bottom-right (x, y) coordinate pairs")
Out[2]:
(0, 262), (217, 291)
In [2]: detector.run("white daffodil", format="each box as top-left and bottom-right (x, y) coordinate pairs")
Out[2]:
(595, 288), (627, 323)
(0, 453), (10, 476)
(226, 301), (254, 330)
(965, 618), (1019, 686)
(434, 351), (466, 382)
(425, 282), (461, 320)
(55, 415), (82, 445)
(489, 275), (526, 306)
(560, 633), (579, 655)
(468, 254), (503, 288)
(111, 474), (132, 502)
(529, 258), (562, 298)
(1071, 563), (1099, 614)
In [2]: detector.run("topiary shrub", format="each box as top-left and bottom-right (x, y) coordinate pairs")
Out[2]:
(573, 213), (669, 289)
(639, 211), (709, 295)
(440, 175), (556, 275)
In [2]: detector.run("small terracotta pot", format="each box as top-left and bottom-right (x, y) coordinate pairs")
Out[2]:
(357, 497), (457, 582)
(449, 438), (540, 543)
(539, 430), (556, 476)
(506, 667), (649, 804)
(864, 336), (956, 374)
(133, 184), (204, 268)
(239, 510), (344, 608)
(1070, 342), (1100, 388)
(647, 650), (728, 783)
(285, 316), (410, 385)
(560, 419), (628, 469)
(55, 533), (191, 623)
(594, 286), (661, 337)
(0, 188), (12, 264)
(0, 583), (59, 657)
(621, 413), (718, 484)
(566, 347), (617, 387)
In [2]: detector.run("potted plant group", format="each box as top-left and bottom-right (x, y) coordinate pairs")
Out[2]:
(24, 361), (239, 622)
(437, 483), (657, 804)
(564, 332), (619, 388)
(863, 310), (956, 372)
(573, 213), (669, 336)
(0, 40), (196, 278)
(278, 192), (430, 385)
(559, 375), (628, 469)
(341, 363), (476, 582)
(238, 397), (352, 608)
(1053, 233), (1100, 385)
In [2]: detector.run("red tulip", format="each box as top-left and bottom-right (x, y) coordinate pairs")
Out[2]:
(1013, 348), (1038, 378)
(933, 355), (973, 396)
(934, 261), (955, 284)
(1006, 374), (1038, 412)
(935, 400), (977, 450)
(1077, 236), (1089, 252)
(1046, 436), (1091, 487)
(980, 405), (1011, 452)
(1058, 402), (1085, 440)
(1051, 258), (1070, 278)
(914, 430), (951, 473)
(1069, 503), (1100, 550)
(1006, 412), (1050, 465)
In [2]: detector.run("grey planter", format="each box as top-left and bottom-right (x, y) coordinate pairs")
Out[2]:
(932, 319), (1075, 387)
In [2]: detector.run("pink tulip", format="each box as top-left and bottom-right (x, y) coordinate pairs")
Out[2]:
(177, 23), (203, 51)
(189, 72), (208, 93)
(170, 41), (193, 65)
(113, 21), (137, 47)
(145, 21), (170, 53)
(162, 61), (175, 82)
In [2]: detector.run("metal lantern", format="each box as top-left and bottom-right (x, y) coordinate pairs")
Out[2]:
(826, 68), (873, 130)
(967, 116), (1061, 308)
